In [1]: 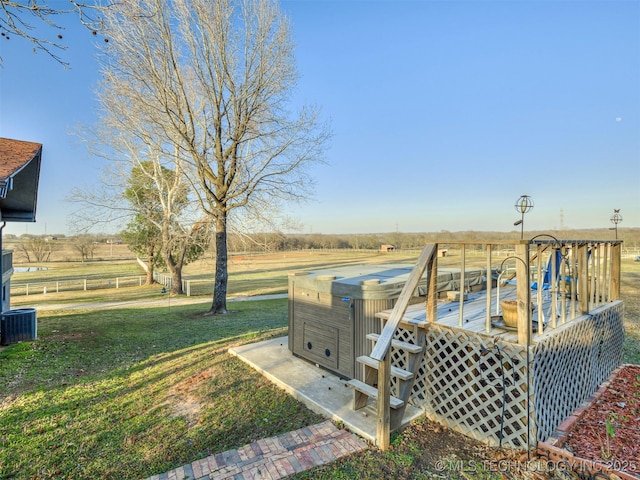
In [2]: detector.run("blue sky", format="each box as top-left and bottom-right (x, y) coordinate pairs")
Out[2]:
(1, 0), (638, 236)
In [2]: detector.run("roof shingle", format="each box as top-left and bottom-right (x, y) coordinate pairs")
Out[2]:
(0, 137), (43, 181)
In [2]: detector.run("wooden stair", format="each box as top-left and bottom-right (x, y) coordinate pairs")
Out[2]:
(365, 333), (423, 354)
(347, 243), (437, 449)
(348, 378), (405, 409)
(348, 322), (426, 429)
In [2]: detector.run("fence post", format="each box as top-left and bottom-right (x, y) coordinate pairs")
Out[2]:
(56, 281), (59, 293)
(116, 277), (119, 289)
(26, 284), (29, 296)
(187, 280), (191, 297)
(84, 279), (87, 291)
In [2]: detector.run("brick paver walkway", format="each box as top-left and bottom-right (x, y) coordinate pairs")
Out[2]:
(144, 420), (368, 480)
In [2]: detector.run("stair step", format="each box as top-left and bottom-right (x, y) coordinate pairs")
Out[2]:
(356, 355), (413, 381)
(348, 379), (404, 409)
(366, 333), (423, 354)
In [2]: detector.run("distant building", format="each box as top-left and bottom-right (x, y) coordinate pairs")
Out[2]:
(0, 137), (43, 312)
(380, 244), (396, 252)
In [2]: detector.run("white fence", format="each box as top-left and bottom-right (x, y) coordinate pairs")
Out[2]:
(11, 276), (146, 296)
(153, 272), (212, 296)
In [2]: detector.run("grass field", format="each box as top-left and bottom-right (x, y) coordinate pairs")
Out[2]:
(1, 250), (638, 479)
(9, 250), (426, 302)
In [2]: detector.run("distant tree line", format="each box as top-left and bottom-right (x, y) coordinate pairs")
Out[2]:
(218, 228), (640, 253)
(5, 227), (639, 264)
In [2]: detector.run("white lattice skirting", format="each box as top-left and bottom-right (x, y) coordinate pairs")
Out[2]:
(389, 300), (624, 449)
(533, 301), (624, 443)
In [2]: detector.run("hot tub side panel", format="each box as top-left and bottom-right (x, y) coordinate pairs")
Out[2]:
(353, 298), (396, 380)
(289, 285), (355, 378)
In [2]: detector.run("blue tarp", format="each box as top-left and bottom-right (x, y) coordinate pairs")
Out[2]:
(531, 249), (564, 290)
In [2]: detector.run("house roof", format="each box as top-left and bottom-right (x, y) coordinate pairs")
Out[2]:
(0, 137), (42, 222)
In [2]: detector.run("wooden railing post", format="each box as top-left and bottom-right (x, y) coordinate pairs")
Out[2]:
(485, 244), (492, 333)
(376, 354), (391, 450)
(535, 244), (544, 335)
(458, 244), (466, 327)
(427, 246), (438, 324)
(515, 242), (531, 345)
(577, 243), (589, 313)
(611, 242), (621, 300)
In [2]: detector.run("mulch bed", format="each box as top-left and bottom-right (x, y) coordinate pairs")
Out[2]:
(563, 364), (640, 476)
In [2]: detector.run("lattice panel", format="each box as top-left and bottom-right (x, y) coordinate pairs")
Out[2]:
(386, 303), (624, 449)
(388, 324), (421, 398)
(533, 301), (624, 443)
(592, 302), (625, 384)
(398, 324), (535, 448)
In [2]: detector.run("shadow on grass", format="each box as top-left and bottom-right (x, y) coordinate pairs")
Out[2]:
(0, 298), (323, 479)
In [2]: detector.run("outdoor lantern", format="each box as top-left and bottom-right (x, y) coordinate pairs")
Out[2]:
(610, 209), (622, 240)
(514, 195), (534, 239)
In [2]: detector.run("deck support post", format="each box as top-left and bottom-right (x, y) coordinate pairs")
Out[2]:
(376, 354), (391, 451)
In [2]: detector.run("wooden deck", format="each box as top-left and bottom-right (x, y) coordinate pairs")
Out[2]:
(371, 292), (624, 448)
(377, 285), (582, 345)
(354, 240), (623, 450)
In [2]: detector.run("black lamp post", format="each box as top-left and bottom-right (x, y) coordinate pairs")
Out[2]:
(610, 209), (622, 240)
(514, 195), (534, 239)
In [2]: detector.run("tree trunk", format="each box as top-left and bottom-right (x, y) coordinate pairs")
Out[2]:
(209, 212), (228, 314)
(145, 245), (155, 285)
(162, 224), (184, 295)
(162, 249), (183, 295)
(162, 251), (183, 295)
(170, 263), (183, 295)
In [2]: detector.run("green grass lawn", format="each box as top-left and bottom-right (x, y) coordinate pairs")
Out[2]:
(0, 299), (323, 479)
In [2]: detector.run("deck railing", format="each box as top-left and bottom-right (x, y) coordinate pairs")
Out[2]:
(372, 239), (622, 449)
(432, 239), (622, 345)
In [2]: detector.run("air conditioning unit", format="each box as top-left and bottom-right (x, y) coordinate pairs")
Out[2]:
(1, 308), (37, 346)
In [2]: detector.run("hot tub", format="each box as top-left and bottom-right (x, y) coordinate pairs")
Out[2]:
(288, 263), (487, 380)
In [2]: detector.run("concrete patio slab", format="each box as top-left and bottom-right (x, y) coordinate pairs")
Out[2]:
(229, 336), (425, 444)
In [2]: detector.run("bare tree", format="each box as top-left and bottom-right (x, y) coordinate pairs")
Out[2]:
(98, 0), (330, 314)
(0, 1), (111, 67)
(16, 236), (53, 262)
(72, 235), (97, 262)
